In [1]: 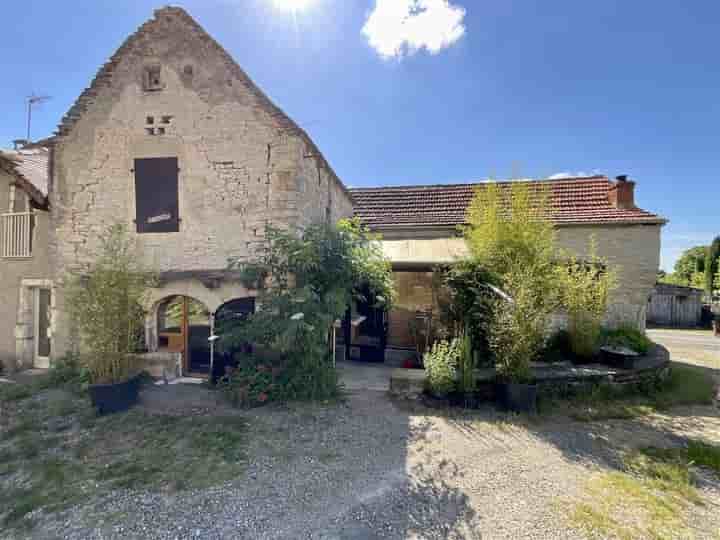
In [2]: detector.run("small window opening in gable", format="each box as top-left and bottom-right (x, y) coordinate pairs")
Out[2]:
(146, 116), (154, 125)
(134, 157), (179, 233)
(143, 65), (163, 91)
(161, 115), (173, 124)
(183, 64), (193, 77)
(157, 127), (166, 135)
(145, 128), (155, 136)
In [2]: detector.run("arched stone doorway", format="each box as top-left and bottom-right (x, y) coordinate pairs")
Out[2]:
(156, 295), (211, 375)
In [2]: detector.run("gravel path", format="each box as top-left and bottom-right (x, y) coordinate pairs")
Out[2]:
(10, 387), (720, 540)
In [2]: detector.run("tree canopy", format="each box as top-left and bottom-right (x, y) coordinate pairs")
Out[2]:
(705, 237), (720, 294)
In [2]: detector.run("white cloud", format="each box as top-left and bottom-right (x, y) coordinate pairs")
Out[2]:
(547, 170), (603, 180)
(362, 0), (466, 59)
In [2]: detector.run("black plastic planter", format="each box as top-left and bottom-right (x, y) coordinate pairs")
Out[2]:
(88, 375), (141, 415)
(496, 382), (538, 414)
(600, 346), (640, 370)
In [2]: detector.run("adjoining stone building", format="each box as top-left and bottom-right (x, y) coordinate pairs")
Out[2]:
(0, 147), (52, 370)
(47, 7), (352, 376)
(0, 7), (667, 374)
(351, 177), (667, 358)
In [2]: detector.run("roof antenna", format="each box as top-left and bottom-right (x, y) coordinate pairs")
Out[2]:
(26, 93), (51, 142)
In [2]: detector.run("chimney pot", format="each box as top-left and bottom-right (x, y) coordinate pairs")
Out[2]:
(608, 176), (636, 210)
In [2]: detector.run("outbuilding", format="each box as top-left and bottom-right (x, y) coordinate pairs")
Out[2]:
(647, 283), (704, 328)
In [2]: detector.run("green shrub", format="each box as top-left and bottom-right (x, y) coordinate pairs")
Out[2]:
(220, 353), (283, 407)
(424, 339), (459, 396)
(542, 329), (572, 362)
(223, 219), (394, 404)
(465, 182), (560, 383)
(65, 225), (156, 384)
(433, 261), (495, 361)
(602, 325), (653, 354)
(557, 238), (618, 359)
(48, 353), (89, 390)
(457, 330), (476, 394)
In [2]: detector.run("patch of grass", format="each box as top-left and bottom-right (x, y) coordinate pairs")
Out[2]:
(687, 440), (720, 473)
(551, 365), (716, 422)
(0, 383), (33, 403)
(570, 403), (654, 422)
(640, 440), (720, 477)
(570, 449), (704, 539)
(625, 450), (703, 506)
(651, 365), (716, 409)
(46, 394), (80, 417)
(5, 413), (37, 439)
(1, 384), (251, 532)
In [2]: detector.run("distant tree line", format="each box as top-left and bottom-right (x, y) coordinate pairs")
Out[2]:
(659, 236), (720, 295)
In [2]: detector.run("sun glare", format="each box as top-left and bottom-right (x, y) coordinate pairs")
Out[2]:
(274, 0), (314, 12)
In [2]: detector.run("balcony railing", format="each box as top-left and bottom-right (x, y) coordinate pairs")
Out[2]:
(1, 212), (33, 258)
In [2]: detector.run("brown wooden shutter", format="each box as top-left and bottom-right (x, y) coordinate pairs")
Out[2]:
(134, 157), (179, 233)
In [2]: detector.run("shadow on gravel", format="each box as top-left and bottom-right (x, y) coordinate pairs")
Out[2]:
(306, 391), (483, 540)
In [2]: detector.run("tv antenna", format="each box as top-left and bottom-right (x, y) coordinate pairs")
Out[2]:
(26, 93), (51, 142)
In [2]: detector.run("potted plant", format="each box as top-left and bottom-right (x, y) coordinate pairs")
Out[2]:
(486, 276), (548, 414)
(66, 225), (156, 415)
(86, 353), (143, 414)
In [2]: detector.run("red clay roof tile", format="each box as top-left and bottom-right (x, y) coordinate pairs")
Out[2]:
(350, 176), (666, 228)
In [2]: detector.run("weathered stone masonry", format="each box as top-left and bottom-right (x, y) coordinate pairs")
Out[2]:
(49, 7), (353, 358)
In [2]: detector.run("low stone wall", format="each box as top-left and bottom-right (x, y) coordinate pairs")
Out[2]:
(389, 344), (671, 401)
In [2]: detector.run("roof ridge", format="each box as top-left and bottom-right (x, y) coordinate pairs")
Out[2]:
(349, 176), (610, 191)
(53, 6), (349, 195)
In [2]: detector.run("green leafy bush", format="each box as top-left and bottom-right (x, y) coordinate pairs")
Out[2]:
(557, 238), (618, 359)
(602, 325), (653, 354)
(220, 352), (286, 407)
(223, 219), (394, 404)
(65, 225), (156, 384)
(465, 182), (560, 383)
(457, 330), (476, 394)
(48, 353), (89, 391)
(486, 271), (546, 383)
(424, 338), (459, 396)
(433, 261), (495, 362)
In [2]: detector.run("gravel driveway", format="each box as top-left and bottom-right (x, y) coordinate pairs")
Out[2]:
(14, 379), (720, 540)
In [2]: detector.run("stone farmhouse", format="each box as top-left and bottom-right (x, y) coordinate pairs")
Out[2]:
(0, 7), (666, 375)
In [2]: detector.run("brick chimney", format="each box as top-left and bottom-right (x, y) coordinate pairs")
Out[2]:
(608, 175), (636, 210)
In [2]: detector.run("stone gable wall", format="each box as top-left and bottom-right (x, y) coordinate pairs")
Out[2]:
(49, 10), (352, 357)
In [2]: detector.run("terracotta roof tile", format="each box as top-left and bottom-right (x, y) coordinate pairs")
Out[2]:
(350, 176), (666, 228)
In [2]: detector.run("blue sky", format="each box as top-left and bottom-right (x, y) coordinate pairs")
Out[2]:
(1, 0), (718, 270)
